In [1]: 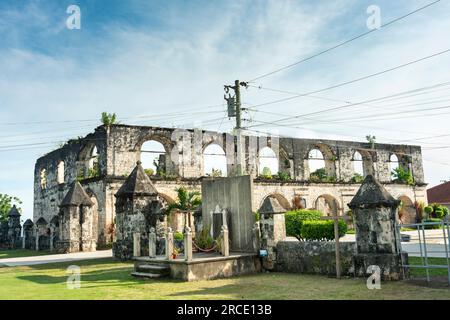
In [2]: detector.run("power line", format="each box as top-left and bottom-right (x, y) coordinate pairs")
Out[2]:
(249, 0), (442, 81)
(248, 48), (450, 111)
(247, 79), (450, 128)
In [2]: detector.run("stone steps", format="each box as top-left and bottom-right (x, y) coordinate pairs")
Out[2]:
(131, 263), (170, 279)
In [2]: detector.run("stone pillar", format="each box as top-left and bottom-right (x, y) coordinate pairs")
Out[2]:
(148, 227), (156, 258)
(165, 227), (174, 260)
(34, 227), (39, 251)
(252, 222), (260, 254)
(49, 227), (54, 252)
(220, 225), (229, 257)
(184, 227), (193, 262)
(348, 175), (408, 280)
(22, 234), (26, 249)
(133, 232), (141, 257)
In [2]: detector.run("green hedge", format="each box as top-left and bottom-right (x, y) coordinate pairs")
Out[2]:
(300, 220), (347, 241)
(423, 218), (443, 230)
(285, 210), (322, 239)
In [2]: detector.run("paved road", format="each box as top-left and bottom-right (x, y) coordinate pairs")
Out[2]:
(0, 250), (113, 267)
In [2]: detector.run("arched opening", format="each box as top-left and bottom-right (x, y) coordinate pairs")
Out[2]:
(259, 193), (291, 212)
(40, 169), (47, 190)
(308, 149), (329, 182)
(389, 154), (399, 181)
(398, 196), (416, 224)
(141, 140), (166, 176)
(77, 143), (100, 179)
(315, 195), (340, 217)
(57, 161), (65, 184)
(203, 144), (227, 177)
(352, 151), (364, 182)
(258, 147), (278, 178)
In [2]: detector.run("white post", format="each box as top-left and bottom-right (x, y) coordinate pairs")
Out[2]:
(222, 209), (228, 228)
(133, 232), (141, 257)
(148, 227), (156, 258)
(221, 225), (229, 257)
(184, 226), (193, 262)
(165, 227), (174, 260)
(22, 234), (26, 249)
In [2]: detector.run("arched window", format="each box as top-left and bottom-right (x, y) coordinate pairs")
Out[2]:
(141, 140), (166, 176)
(308, 149), (325, 173)
(57, 161), (65, 184)
(87, 146), (99, 177)
(258, 147), (278, 177)
(203, 144), (227, 177)
(353, 151), (364, 176)
(389, 154), (399, 180)
(40, 169), (47, 190)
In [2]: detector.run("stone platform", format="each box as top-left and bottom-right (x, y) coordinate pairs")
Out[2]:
(133, 252), (261, 281)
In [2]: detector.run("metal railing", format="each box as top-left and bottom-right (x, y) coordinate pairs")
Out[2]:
(395, 218), (450, 285)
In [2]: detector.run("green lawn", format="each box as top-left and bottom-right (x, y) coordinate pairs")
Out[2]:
(0, 258), (449, 300)
(409, 257), (450, 277)
(0, 249), (53, 260)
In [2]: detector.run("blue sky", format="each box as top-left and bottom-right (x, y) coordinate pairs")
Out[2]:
(1, 0), (450, 222)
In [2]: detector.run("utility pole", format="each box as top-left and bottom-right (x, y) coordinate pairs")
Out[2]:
(224, 80), (247, 176)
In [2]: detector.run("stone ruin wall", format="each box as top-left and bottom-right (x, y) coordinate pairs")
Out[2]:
(33, 124), (428, 244)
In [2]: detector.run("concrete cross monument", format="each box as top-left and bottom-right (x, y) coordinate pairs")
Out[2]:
(133, 232), (141, 257)
(220, 225), (229, 257)
(148, 227), (156, 258)
(165, 227), (174, 260)
(184, 226), (193, 262)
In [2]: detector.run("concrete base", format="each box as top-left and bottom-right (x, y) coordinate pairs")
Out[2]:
(353, 253), (409, 281)
(134, 252), (261, 281)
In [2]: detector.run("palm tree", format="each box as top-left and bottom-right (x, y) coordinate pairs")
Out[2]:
(165, 187), (202, 229)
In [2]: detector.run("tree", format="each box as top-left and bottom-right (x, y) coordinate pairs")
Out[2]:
(165, 187), (202, 228)
(366, 135), (376, 149)
(0, 194), (22, 222)
(101, 112), (117, 126)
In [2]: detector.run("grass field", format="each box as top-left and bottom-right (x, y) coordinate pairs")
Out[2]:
(0, 249), (53, 259)
(0, 257), (449, 300)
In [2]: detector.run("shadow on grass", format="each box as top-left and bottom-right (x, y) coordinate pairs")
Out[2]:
(14, 258), (185, 289)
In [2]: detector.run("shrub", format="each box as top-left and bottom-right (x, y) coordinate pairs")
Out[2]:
(285, 209), (322, 240)
(144, 168), (154, 176)
(260, 167), (272, 179)
(424, 205), (434, 218)
(392, 167), (414, 185)
(423, 218), (443, 230)
(174, 231), (184, 241)
(310, 168), (327, 182)
(195, 226), (214, 249)
(300, 220), (347, 241)
(254, 211), (260, 222)
(277, 171), (291, 181)
(351, 173), (364, 183)
(443, 206), (449, 217)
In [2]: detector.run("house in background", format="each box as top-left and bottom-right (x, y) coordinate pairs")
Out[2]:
(427, 181), (450, 210)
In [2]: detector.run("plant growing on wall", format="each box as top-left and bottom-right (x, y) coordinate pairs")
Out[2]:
(351, 173), (364, 183)
(259, 167), (272, 179)
(88, 162), (101, 178)
(144, 168), (154, 177)
(310, 168), (336, 183)
(101, 112), (117, 126)
(277, 171), (291, 182)
(391, 167), (414, 185)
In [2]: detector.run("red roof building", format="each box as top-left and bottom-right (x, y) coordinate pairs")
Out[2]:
(427, 181), (450, 208)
